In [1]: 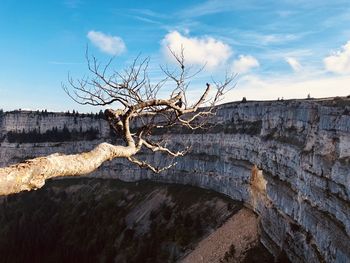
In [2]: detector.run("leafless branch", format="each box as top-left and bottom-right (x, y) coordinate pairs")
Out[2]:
(127, 156), (177, 173)
(63, 46), (237, 173)
(0, 47), (237, 196)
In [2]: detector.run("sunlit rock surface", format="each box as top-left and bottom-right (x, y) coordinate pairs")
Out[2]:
(0, 97), (349, 263)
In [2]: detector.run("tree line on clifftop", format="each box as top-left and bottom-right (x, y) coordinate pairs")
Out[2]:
(3, 126), (99, 143)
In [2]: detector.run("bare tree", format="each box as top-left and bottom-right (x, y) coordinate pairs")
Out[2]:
(0, 49), (235, 196)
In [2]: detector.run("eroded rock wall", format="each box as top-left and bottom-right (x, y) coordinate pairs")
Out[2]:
(0, 98), (349, 263)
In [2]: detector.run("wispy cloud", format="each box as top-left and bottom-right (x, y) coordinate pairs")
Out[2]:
(87, 31), (126, 56)
(281, 0), (350, 9)
(322, 10), (350, 28)
(259, 34), (300, 45)
(131, 15), (163, 25)
(178, 0), (261, 18)
(276, 10), (297, 17)
(127, 8), (169, 20)
(48, 61), (83, 65)
(261, 49), (313, 60)
(119, 8), (169, 26)
(161, 31), (232, 69)
(213, 29), (308, 51)
(178, 0), (348, 19)
(64, 0), (82, 9)
(324, 40), (350, 74)
(285, 57), (302, 72)
(179, 0), (349, 20)
(234, 31), (302, 46)
(232, 55), (259, 74)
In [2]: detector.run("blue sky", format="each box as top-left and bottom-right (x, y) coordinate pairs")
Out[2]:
(1, 0), (350, 112)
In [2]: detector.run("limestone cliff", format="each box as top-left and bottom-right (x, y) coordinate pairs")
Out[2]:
(0, 97), (349, 263)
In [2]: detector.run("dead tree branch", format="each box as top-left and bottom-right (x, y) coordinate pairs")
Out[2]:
(0, 47), (236, 196)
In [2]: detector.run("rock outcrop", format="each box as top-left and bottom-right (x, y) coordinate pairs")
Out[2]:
(0, 97), (349, 263)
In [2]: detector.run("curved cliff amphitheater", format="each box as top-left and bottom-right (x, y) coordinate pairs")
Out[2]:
(0, 97), (349, 262)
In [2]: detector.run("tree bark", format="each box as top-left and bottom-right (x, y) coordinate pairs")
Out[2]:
(0, 142), (137, 196)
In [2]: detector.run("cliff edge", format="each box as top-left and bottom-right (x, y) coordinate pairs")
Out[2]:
(0, 97), (349, 262)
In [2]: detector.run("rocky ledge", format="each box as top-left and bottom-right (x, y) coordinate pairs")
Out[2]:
(0, 96), (349, 262)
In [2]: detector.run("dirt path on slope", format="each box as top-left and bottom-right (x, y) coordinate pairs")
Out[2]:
(180, 208), (259, 263)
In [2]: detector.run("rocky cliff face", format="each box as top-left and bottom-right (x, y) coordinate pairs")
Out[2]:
(0, 97), (349, 263)
(0, 111), (109, 165)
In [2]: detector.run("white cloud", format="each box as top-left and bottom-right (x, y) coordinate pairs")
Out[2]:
(324, 40), (350, 74)
(161, 31), (232, 69)
(87, 31), (126, 56)
(285, 57), (302, 72)
(222, 73), (350, 102)
(232, 55), (259, 74)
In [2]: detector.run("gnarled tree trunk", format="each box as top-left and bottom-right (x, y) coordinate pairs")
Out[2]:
(0, 50), (234, 196)
(0, 143), (137, 196)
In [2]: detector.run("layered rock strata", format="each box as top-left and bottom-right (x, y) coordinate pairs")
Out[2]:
(0, 97), (349, 263)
